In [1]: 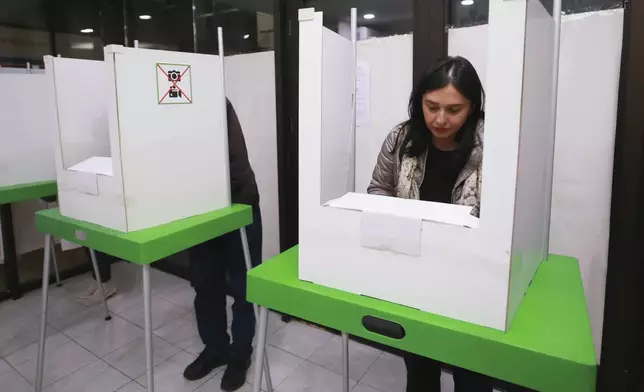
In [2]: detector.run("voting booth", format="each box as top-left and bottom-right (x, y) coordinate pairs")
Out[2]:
(0, 72), (57, 188)
(298, 1), (559, 331)
(45, 46), (230, 232)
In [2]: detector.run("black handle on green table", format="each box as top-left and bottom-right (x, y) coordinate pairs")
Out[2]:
(362, 316), (406, 339)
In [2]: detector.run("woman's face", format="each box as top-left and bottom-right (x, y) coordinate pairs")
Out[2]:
(422, 84), (472, 143)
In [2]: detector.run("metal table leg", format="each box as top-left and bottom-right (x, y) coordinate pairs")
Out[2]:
(252, 306), (270, 392)
(42, 201), (62, 288)
(240, 228), (273, 392)
(143, 264), (155, 392)
(50, 239), (61, 287)
(0, 203), (21, 299)
(342, 332), (350, 392)
(35, 234), (53, 392)
(88, 249), (112, 321)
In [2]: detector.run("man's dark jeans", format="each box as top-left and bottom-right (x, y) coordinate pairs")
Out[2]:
(189, 204), (262, 360)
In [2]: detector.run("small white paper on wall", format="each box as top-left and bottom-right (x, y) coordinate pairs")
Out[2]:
(356, 61), (371, 126)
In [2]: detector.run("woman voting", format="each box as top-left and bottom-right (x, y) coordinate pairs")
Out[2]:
(368, 57), (492, 392)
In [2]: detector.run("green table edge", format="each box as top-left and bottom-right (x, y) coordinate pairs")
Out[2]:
(247, 246), (597, 392)
(0, 181), (57, 204)
(35, 205), (252, 264)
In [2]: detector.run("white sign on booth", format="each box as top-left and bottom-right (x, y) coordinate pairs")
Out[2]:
(156, 63), (193, 104)
(298, 1), (559, 331)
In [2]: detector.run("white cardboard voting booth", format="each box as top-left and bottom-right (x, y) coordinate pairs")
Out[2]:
(45, 46), (230, 232)
(298, 0), (559, 331)
(0, 72), (57, 188)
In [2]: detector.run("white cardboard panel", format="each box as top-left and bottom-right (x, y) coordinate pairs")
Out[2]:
(300, 205), (510, 328)
(63, 169), (99, 195)
(0, 74), (57, 187)
(298, 9), (527, 330)
(480, 0), (527, 258)
(506, 0), (556, 326)
(46, 55), (128, 232)
(47, 47), (230, 233)
(225, 52), (281, 261)
(47, 57), (111, 169)
(299, 11), (325, 230)
(327, 192), (477, 228)
(320, 27), (355, 204)
(360, 211), (422, 256)
(107, 46), (231, 231)
(300, 0), (562, 330)
(549, 10), (623, 356)
(56, 167), (127, 230)
(446, 9), (623, 355)
(355, 35), (412, 193)
(354, 9), (622, 348)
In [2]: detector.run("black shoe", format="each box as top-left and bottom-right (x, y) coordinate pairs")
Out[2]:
(183, 349), (228, 381)
(220, 357), (252, 391)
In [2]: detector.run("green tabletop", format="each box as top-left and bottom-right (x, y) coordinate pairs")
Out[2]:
(35, 205), (252, 264)
(0, 181), (57, 204)
(247, 247), (597, 392)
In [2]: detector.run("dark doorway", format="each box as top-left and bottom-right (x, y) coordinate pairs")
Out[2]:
(598, 0), (644, 390)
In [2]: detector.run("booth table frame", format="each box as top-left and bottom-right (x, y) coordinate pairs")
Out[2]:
(248, 246), (597, 392)
(33, 205), (273, 392)
(0, 181), (57, 299)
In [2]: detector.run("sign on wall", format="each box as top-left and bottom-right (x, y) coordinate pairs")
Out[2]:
(156, 63), (192, 104)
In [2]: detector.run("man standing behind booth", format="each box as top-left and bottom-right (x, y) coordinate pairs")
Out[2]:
(183, 99), (262, 392)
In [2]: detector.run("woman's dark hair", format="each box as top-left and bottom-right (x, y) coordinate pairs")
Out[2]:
(400, 56), (485, 164)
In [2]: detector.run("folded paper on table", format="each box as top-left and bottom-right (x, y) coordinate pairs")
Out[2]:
(68, 156), (113, 177)
(325, 192), (480, 228)
(360, 211), (422, 256)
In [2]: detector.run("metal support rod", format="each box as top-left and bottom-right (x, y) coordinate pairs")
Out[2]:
(252, 306), (270, 392)
(191, 0), (198, 53)
(89, 249), (112, 321)
(35, 234), (52, 392)
(49, 239), (61, 286)
(344, 8), (358, 192)
(217, 27), (233, 206)
(342, 332), (350, 392)
(241, 228), (273, 391)
(143, 264), (154, 392)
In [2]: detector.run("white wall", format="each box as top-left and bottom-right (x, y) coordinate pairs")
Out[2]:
(225, 51), (280, 261)
(356, 9), (624, 357)
(0, 74), (57, 188)
(0, 72), (57, 262)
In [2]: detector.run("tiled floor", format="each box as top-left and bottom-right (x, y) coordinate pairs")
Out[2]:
(0, 261), (460, 392)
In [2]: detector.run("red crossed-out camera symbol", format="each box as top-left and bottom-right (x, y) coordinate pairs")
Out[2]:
(157, 64), (192, 103)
